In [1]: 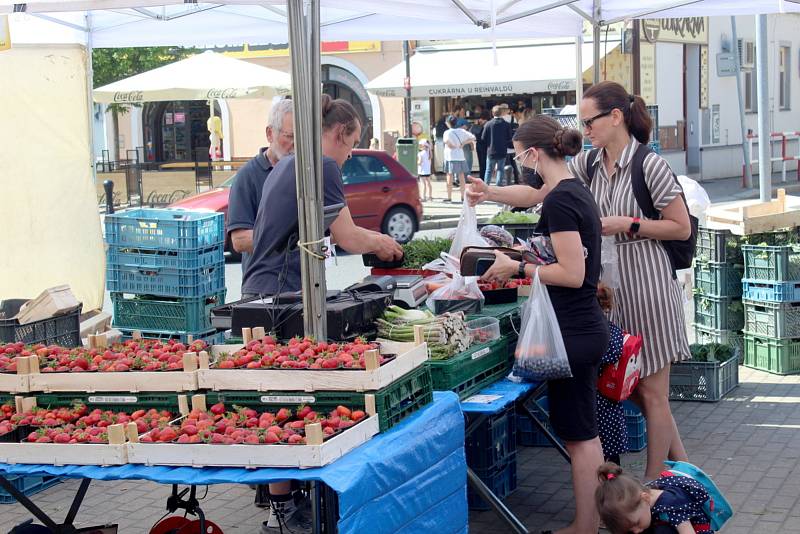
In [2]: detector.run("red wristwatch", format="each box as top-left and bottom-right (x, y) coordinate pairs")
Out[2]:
(628, 217), (641, 235)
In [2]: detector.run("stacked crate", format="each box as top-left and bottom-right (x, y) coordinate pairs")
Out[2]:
(105, 208), (226, 342)
(692, 227), (745, 356)
(466, 405), (518, 510)
(742, 233), (800, 375)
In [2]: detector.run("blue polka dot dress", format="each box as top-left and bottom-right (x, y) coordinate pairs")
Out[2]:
(648, 474), (714, 533)
(597, 323), (627, 458)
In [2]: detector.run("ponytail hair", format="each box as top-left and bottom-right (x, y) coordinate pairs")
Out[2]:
(321, 94), (360, 137)
(595, 462), (648, 534)
(583, 81), (652, 144)
(512, 114), (582, 160)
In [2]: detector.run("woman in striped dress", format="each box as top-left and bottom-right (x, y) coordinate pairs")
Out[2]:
(569, 81), (692, 481)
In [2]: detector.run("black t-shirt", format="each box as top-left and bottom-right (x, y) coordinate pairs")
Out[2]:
(226, 149), (273, 273)
(481, 118), (513, 158)
(535, 179), (606, 336)
(242, 155), (346, 296)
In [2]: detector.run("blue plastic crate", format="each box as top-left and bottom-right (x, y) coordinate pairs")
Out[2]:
(466, 405), (517, 472)
(106, 262), (225, 298)
(107, 243), (224, 272)
(623, 401), (647, 452)
(105, 208), (224, 251)
(0, 475), (61, 504)
(467, 452), (518, 511)
(516, 396), (562, 448)
(743, 280), (800, 302)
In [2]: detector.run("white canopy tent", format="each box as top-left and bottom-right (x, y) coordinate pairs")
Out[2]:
(93, 50), (291, 103)
(3, 0), (799, 336)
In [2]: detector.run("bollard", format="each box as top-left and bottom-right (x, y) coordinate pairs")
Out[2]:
(103, 180), (115, 214)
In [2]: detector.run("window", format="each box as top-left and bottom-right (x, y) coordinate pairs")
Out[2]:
(744, 61), (758, 113)
(341, 155), (393, 185)
(779, 45), (791, 110)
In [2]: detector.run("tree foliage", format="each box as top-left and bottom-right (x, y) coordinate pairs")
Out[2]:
(92, 46), (198, 88)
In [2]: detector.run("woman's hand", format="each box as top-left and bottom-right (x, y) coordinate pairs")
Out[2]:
(600, 216), (633, 236)
(481, 251), (518, 284)
(466, 177), (490, 207)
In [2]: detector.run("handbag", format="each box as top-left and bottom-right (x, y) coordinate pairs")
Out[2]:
(597, 331), (642, 402)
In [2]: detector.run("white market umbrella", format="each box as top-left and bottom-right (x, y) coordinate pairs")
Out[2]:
(93, 50), (291, 104)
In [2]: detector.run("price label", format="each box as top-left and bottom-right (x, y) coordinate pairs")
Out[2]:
(260, 395), (315, 404)
(471, 347), (491, 360)
(88, 396), (137, 404)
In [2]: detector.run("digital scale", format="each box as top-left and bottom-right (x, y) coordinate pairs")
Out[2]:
(361, 274), (428, 309)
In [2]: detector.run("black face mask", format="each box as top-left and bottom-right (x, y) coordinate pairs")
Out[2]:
(522, 167), (544, 189)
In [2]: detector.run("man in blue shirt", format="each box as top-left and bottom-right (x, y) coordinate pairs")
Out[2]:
(226, 98), (295, 272)
(481, 104), (513, 186)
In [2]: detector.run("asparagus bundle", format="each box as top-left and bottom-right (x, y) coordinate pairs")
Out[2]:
(376, 306), (471, 360)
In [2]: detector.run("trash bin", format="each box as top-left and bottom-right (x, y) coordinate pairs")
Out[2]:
(395, 138), (418, 176)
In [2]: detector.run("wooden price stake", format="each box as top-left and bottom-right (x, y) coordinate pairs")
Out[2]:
(182, 352), (198, 372)
(125, 422), (140, 443)
(198, 351), (210, 370)
(14, 396), (24, 414)
(27, 355), (40, 374)
(304, 423), (324, 446)
(132, 331), (142, 340)
(363, 349), (380, 371)
(413, 324), (425, 346)
(178, 395), (190, 416)
(15, 356), (29, 375)
(252, 327), (266, 340)
(21, 397), (37, 413)
(364, 394), (377, 417)
(107, 424), (126, 445)
(191, 394), (207, 413)
(242, 327), (253, 344)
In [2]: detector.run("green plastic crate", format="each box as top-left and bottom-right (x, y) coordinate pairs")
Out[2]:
(744, 299), (800, 339)
(693, 261), (744, 298)
(694, 295), (744, 331)
(696, 227), (742, 264)
(693, 325), (744, 362)
(34, 392), (184, 411)
(669, 357), (739, 402)
(743, 244), (800, 283)
(112, 291), (225, 333)
(468, 299), (524, 336)
(214, 364), (433, 432)
(426, 337), (511, 400)
(743, 334), (800, 375)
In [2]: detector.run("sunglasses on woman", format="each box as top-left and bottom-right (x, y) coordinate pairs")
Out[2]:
(581, 109), (612, 129)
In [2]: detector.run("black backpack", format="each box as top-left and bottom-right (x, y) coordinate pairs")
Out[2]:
(586, 144), (698, 276)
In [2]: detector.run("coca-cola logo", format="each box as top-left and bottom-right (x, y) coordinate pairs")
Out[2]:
(547, 81), (571, 92)
(207, 88), (241, 98)
(113, 91), (144, 103)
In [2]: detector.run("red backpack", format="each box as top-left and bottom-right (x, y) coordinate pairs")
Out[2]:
(598, 332), (642, 402)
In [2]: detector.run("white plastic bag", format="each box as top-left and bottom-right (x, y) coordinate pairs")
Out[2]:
(677, 175), (711, 225)
(600, 236), (621, 289)
(512, 270), (572, 381)
(449, 203), (490, 258)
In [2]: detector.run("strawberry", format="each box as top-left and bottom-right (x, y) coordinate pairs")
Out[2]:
(209, 403), (226, 416)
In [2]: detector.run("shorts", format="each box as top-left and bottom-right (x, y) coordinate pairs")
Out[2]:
(444, 160), (469, 175)
(418, 174), (431, 178)
(547, 330), (609, 442)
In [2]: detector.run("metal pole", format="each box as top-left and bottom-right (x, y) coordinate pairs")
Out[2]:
(631, 19), (641, 95)
(403, 40), (412, 138)
(592, 0), (601, 84)
(85, 13), (97, 183)
(755, 14), (771, 202)
(576, 35), (583, 124)
(288, 0), (327, 339)
(731, 17), (753, 189)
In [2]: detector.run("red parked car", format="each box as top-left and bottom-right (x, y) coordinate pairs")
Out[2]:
(171, 149), (423, 257)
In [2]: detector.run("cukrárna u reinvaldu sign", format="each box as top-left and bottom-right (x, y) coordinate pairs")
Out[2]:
(372, 79), (575, 98)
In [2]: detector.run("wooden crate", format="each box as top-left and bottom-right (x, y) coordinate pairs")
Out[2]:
(126, 415), (380, 468)
(0, 372), (30, 394)
(198, 337), (428, 392)
(0, 442), (128, 466)
(705, 190), (800, 235)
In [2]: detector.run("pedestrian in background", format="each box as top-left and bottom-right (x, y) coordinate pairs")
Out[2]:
(442, 114), (474, 202)
(417, 139), (433, 201)
(471, 111), (490, 181)
(481, 105), (513, 186)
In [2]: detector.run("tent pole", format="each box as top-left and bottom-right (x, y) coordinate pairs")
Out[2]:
(84, 12), (97, 184)
(592, 0), (601, 84)
(731, 16), (753, 189)
(755, 14), (771, 201)
(288, 0), (327, 339)
(576, 34), (583, 123)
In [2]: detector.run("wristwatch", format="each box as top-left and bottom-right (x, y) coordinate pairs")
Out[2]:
(518, 260), (528, 279)
(628, 217), (641, 235)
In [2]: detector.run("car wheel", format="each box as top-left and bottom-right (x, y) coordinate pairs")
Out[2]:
(381, 206), (416, 244)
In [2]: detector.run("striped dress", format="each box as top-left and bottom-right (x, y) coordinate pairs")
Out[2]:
(568, 136), (690, 377)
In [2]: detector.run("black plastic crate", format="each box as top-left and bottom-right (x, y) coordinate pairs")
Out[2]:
(0, 300), (82, 347)
(466, 404), (517, 472)
(467, 452), (518, 511)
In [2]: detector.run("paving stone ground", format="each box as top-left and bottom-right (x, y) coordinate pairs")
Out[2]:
(1, 367), (798, 533)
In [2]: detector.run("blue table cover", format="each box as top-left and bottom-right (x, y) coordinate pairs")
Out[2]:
(460, 378), (541, 414)
(0, 392), (467, 534)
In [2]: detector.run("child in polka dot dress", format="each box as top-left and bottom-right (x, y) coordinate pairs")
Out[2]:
(595, 462), (714, 534)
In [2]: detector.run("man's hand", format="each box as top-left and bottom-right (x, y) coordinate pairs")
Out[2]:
(481, 250), (518, 284)
(373, 234), (403, 262)
(466, 177), (490, 207)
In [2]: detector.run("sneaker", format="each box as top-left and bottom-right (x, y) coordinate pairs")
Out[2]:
(261, 499), (312, 534)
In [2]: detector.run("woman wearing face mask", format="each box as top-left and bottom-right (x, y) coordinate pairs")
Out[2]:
(470, 82), (692, 485)
(478, 115), (609, 534)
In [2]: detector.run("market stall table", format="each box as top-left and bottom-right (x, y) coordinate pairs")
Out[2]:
(461, 378), (569, 534)
(0, 392), (467, 534)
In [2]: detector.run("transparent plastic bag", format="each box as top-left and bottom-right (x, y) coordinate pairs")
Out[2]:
(600, 236), (621, 289)
(677, 175), (711, 225)
(512, 269), (572, 381)
(449, 203), (490, 258)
